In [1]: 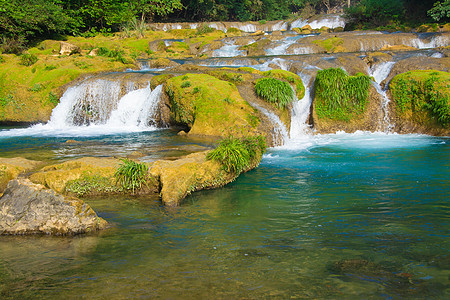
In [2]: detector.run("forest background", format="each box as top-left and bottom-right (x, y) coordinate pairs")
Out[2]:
(1, 0), (449, 53)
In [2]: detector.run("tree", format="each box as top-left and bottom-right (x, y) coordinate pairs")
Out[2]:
(130, 0), (183, 22)
(428, 0), (450, 21)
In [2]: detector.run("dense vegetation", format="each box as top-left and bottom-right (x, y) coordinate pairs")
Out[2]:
(1, 0), (447, 53)
(314, 68), (371, 121)
(207, 136), (266, 174)
(390, 71), (450, 128)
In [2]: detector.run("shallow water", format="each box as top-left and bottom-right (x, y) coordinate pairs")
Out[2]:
(0, 132), (448, 298)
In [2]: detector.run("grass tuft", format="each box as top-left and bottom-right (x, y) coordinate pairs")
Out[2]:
(255, 77), (294, 109)
(114, 158), (149, 193)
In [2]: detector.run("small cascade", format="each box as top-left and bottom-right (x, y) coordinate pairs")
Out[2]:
(212, 41), (245, 57)
(289, 74), (313, 139)
(250, 102), (289, 146)
(48, 79), (124, 127)
(105, 85), (163, 129)
(254, 58), (289, 71)
(265, 34), (314, 56)
(290, 14), (345, 29)
(405, 34), (450, 49)
(369, 61), (396, 132)
(43, 80), (163, 134)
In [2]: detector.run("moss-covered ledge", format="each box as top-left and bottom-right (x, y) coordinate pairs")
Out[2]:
(389, 70), (450, 135)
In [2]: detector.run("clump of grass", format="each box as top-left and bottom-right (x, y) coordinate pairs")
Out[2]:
(207, 136), (266, 174)
(114, 158), (149, 193)
(28, 84), (43, 92)
(48, 92), (59, 106)
(97, 47), (128, 64)
(66, 174), (120, 197)
(44, 65), (57, 71)
(181, 81), (191, 88)
(19, 53), (38, 66)
(315, 68), (371, 121)
(255, 77), (294, 109)
(0, 55), (5, 63)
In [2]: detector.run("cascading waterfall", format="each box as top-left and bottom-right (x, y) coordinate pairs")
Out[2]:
(265, 34), (315, 56)
(250, 102), (289, 146)
(290, 14), (345, 29)
(212, 41), (245, 57)
(369, 61), (396, 132)
(10, 82), (165, 137)
(289, 74), (313, 139)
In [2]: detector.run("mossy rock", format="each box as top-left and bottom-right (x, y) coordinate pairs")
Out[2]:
(261, 69), (305, 100)
(0, 157), (43, 193)
(417, 24), (439, 33)
(165, 73), (260, 138)
(150, 74), (174, 89)
(29, 157), (122, 194)
(207, 69), (253, 85)
(240, 39), (271, 56)
(313, 37), (344, 53)
(389, 70), (450, 135)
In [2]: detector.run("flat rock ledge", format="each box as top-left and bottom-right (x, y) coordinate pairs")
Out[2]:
(0, 179), (108, 235)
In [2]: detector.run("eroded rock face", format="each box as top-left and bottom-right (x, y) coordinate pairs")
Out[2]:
(0, 157), (43, 193)
(0, 179), (107, 235)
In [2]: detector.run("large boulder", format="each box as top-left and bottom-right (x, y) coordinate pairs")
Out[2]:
(59, 42), (80, 56)
(0, 179), (107, 235)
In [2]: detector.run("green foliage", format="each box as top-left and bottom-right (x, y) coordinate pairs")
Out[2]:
(428, 0), (450, 21)
(207, 136), (266, 174)
(255, 77), (294, 109)
(44, 65), (57, 71)
(66, 174), (120, 197)
(19, 53), (38, 66)
(114, 158), (149, 193)
(181, 81), (191, 88)
(315, 68), (371, 121)
(28, 84), (43, 92)
(390, 71), (450, 127)
(48, 92), (59, 106)
(97, 47), (128, 64)
(0, 55), (4, 63)
(345, 0), (405, 29)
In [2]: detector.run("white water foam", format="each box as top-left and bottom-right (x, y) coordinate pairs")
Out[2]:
(250, 102), (289, 146)
(289, 74), (313, 140)
(291, 14), (345, 30)
(212, 41), (245, 57)
(265, 35), (315, 56)
(0, 84), (163, 138)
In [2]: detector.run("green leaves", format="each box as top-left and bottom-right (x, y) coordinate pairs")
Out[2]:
(255, 78), (294, 109)
(207, 136), (266, 174)
(114, 158), (149, 193)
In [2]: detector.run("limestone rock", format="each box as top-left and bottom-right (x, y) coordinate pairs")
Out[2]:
(0, 157), (43, 193)
(148, 39), (167, 52)
(59, 42), (80, 56)
(150, 151), (236, 207)
(251, 30), (265, 36)
(0, 179), (107, 235)
(88, 48), (99, 56)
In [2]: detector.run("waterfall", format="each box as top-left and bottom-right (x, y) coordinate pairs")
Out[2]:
(38, 81), (163, 135)
(289, 74), (313, 139)
(290, 14), (345, 29)
(212, 41), (245, 57)
(249, 102), (289, 146)
(48, 79), (124, 127)
(369, 62), (396, 133)
(265, 34), (314, 56)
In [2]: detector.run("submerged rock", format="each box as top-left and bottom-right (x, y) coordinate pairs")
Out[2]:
(0, 179), (107, 235)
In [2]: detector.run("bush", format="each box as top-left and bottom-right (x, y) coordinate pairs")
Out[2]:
(19, 53), (38, 66)
(114, 158), (149, 193)
(255, 77), (294, 109)
(315, 68), (371, 121)
(207, 136), (266, 174)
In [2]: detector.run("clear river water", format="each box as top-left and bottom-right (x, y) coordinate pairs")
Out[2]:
(0, 129), (448, 299)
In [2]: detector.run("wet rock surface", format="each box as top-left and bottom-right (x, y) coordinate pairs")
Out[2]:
(0, 179), (107, 235)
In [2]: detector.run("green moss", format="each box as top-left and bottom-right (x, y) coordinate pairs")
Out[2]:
(390, 70), (450, 128)
(313, 37), (344, 52)
(315, 68), (371, 121)
(165, 74), (258, 138)
(66, 174), (120, 197)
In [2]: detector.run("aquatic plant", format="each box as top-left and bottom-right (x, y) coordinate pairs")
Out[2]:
(207, 136), (266, 174)
(66, 174), (120, 196)
(315, 68), (371, 121)
(114, 158), (149, 193)
(255, 77), (294, 109)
